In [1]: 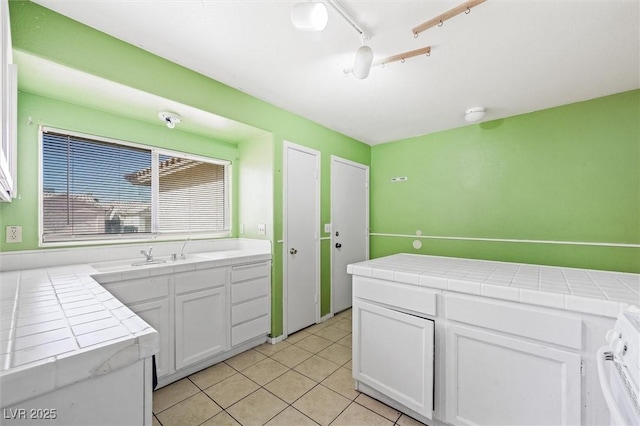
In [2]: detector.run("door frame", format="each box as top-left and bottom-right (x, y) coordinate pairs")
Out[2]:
(330, 155), (369, 315)
(283, 141), (321, 337)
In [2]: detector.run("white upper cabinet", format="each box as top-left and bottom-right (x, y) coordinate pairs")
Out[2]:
(0, 0), (17, 202)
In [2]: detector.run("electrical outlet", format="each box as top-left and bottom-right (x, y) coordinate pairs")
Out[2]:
(324, 223), (331, 233)
(240, 224), (245, 234)
(257, 224), (266, 235)
(6, 226), (22, 243)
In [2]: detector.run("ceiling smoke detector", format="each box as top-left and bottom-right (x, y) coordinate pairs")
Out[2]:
(159, 111), (182, 129)
(464, 107), (486, 123)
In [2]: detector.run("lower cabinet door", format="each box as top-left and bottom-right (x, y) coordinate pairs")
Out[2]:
(130, 299), (172, 378)
(445, 324), (581, 426)
(353, 299), (434, 419)
(175, 287), (227, 370)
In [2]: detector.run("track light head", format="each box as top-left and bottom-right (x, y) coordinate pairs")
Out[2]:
(291, 2), (328, 31)
(353, 45), (374, 79)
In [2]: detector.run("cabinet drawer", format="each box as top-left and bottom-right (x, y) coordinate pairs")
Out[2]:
(445, 295), (583, 349)
(175, 268), (227, 294)
(103, 276), (169, 305)
(231, 277), (269, 304)
(232, 315), (269, 346)
(353, 276), (437, 317)
(231, 262), (270, 283)
(232, 296), (270, 326)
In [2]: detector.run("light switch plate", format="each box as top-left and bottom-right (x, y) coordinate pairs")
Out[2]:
(6, 226), (22, 243)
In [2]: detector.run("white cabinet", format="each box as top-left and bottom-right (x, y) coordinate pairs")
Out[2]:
(445, 324), (581, 426)
(353, 299), (434, 420)
(174, 268), (228, 369)
(0, 0), (17, 201)
(99, 260), (271, 388)
(175, 286), (227, 369)
(130, 299), (172, 378)
(101, 276), (172, 378)
(349, 257), (620, 426)
(230, 262), (270, 346)
(444, 295), (582, 426)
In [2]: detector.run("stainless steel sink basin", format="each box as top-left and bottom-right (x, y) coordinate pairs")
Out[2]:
(130, 259), (167, 267)
(91, 254), (204, 273)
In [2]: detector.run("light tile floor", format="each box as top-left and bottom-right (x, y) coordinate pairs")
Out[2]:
(152, 309), (426, 426)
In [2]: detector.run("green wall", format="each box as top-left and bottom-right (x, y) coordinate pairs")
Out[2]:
(371, 90), (640, 273)
(238, 133), (274, 241)
(5, 1), (371, 338)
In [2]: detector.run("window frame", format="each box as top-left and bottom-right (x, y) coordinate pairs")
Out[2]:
(38, 126), (232, 247)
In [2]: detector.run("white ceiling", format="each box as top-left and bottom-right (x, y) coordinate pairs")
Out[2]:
(30, 0), (640, 145)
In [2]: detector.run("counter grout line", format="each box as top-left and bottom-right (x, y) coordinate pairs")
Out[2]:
(3, 273), (19, 371)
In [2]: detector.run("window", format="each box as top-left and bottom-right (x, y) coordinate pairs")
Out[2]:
(41, 128), (230, 244)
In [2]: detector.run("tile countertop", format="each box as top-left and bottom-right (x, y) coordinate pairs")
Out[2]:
(0, 244), (272, 408)
(348, 254), (640, 318)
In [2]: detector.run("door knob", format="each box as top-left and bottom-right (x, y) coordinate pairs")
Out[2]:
(335, 243), (342, 248)
(289, 248), (298, 255)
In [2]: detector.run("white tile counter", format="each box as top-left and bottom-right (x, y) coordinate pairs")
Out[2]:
(0, 238), (271, 408)
(348, 253), (639, 318)
(0, 264), (158, 408)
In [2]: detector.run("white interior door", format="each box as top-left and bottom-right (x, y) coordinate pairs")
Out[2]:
(284, 142), (320, 335)
(331, 156), (369, 314)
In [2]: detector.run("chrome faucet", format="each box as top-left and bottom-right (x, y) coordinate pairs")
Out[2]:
(179, 238), (190, 260)
(140, 246), (154, 262)
(171, 238), (190, 261)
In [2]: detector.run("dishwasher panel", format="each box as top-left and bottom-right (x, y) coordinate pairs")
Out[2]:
(353, 298), (434, 419)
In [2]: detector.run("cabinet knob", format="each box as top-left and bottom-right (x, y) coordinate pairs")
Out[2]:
(289, 248), (298, 255)
(335, 243), (342, 249)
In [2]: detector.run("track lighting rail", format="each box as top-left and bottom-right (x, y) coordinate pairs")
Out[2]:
(343, 45), (431, 75)
(376, 46), (431, 67)
(412, 0), (486, 37)
(326, 0), (371, 39)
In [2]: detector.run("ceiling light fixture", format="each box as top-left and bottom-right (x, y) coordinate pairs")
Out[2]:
(464, 107), (486, 122)
(353, 45), (374, 79)
(324, 0), (374, 79)
(344, 45), (432, 77)
(159, 111), (181, 129)
(290, 2), (329, 32)
(291, 0), (375, 79)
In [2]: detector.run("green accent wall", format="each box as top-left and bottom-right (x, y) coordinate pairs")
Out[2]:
(371, 90), (640, 273)
(4, 1), (371, 338)
(238, 133), (274, 241)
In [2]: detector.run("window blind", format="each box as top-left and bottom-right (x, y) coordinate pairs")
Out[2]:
(41, 130), (230, 243)
(157, 156), (228, 233)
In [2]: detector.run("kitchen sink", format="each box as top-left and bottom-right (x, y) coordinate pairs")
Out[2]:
(91, 254), (204, 273)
